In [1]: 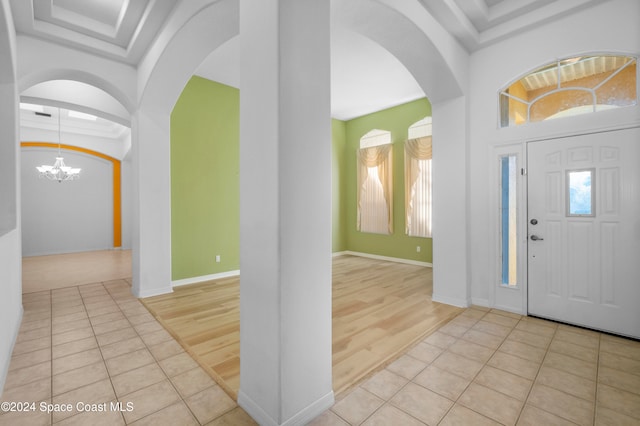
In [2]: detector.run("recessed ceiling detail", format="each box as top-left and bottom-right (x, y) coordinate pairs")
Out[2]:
(11, 0), (176, 64)
(419, 0), (608, 51)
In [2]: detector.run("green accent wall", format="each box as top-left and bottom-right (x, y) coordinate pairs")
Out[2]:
(344, 98), (433, 263)
(170, 76), (432, 280)
(171, 76), (240, 280)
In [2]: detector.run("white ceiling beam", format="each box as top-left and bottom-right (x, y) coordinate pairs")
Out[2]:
(477, 0), (609, 48)
(419, 0), (480, 51)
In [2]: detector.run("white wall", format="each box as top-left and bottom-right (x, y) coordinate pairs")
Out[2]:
(467, 0), (640, 313)
(19, 123), (132, 256)
(21, 148), (113, 256)
(20, 127), (129, 161)
(21, 80), (130, 127)
(17, 36), (136, 113)
(121, 157), (132, 250)
(0, 0), (22, 397)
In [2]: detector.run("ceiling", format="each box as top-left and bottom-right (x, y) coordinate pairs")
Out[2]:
(20, 103), (128, 139)
(420, 0), (609, 51)
(11, 0), (609, 125)
(10, 0), (176, 64)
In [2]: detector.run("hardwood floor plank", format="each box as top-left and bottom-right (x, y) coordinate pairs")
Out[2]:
(141, 255), (462, 400)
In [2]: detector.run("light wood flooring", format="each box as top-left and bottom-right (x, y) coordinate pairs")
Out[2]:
(22, 249), (132, 293)
(141, 255), (463, 399)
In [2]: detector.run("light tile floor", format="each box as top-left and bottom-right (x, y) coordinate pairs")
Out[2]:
(2, 281), (640, 425)
(311, 306), (640, 426)
(0, 279), (255, 426)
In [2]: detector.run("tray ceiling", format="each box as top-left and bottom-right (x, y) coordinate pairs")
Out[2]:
(10, 0), (176, 64)
(419, 0), (609, 51)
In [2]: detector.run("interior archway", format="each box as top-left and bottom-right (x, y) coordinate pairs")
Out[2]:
(18, 76), (133, 292)
(133, 0), (469, 409)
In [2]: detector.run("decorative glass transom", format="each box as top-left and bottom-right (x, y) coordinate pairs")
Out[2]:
(500, 55), (637, 127)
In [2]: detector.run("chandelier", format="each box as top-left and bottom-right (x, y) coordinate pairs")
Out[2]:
(36, 108), (81, 182)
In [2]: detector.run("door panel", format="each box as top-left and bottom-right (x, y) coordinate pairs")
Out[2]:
(527, 128), (640, 338)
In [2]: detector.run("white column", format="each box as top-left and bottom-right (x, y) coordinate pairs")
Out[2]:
(0, 0), (22, 394)
(130, 110), (172, 298)
(0, 82), (22, 396)
(431, 96), (470, 307)
(238, 0), (334, 425)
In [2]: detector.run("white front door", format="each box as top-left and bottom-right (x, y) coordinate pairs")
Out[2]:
(527, 127), (640, 338)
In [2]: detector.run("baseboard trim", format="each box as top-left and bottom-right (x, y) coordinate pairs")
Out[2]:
(238, 389), (334, 426)
(282, 390), (334, 426)
(172, 270), (240, 288)
(494, 304), (526, 316)
(134, 286), (173, 298)
(432, 293), (470, 308)
(0, 305), (23, 395)
(470, 298), (490, 308)
(339, 251), (432, 267)
(238, 390), (277, 426)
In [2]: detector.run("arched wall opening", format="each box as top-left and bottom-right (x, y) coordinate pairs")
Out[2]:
(17, 74), (134, 286)
(134, 1), (470, 422)
(134, 0), (470, 298)
(132, 0), (238, 299)
(334, 0), (471, 307)
(19, 69), (134, 116)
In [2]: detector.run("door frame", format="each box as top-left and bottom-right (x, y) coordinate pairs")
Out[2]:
(489, 123), (640, 317)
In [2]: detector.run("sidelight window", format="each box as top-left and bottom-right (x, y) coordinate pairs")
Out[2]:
(500, 155), (518, 286)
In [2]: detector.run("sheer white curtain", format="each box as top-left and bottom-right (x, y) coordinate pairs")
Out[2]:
(405, 136), (432, 238)
(357, 144), (393, 234)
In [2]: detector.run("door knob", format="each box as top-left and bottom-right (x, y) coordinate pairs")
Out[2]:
(530, 235), (544, 241)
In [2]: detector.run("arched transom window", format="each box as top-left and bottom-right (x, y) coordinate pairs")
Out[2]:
(500, 55), (637, 127)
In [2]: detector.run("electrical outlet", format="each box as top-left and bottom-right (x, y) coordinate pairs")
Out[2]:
(416, 246), (421, 253)
(215, 255), (221, 263)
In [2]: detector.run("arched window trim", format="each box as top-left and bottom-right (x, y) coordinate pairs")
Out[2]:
(360, 128), (391, 149)
(408, 116), (432, 139)
(499, 54), (637, 127)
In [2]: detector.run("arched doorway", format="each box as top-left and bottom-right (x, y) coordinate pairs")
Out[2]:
(135, 1), (469, 423)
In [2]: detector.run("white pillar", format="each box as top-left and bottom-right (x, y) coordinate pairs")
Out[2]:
(0, 0), (23, 395)
(431, 96), (470, 307)
(131, 110), (172, 298)
(238, 0), (334, 425)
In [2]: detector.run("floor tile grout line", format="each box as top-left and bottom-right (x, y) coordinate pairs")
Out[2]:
(83, 281), (127, 426)
(515, 321), (599, 425)
(103, 280), (216, 425)
(437, 310), (516, 425)
(109, 282), (188, 425)
(337, 309), (508, 426)
(329, 317), (454, 425)
(430, 311), (491, 426)
(511, 317), (557, 426)
(14, 282), (640, 426)
(52, 282), (124, 426)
